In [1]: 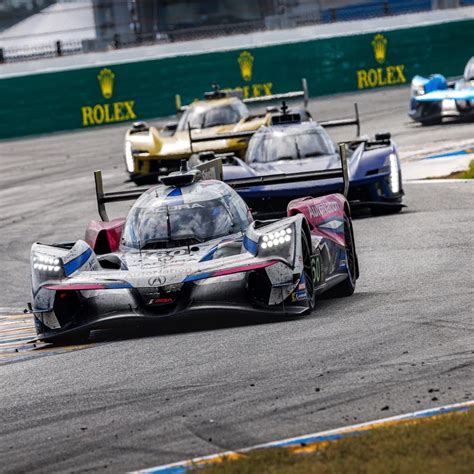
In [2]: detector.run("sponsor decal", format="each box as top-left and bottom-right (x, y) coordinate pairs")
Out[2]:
(148, 297), (174, 305)
(81, 68), (137, 127)
(311, 254), (322, 285)
(308, 201), (340, 219)
(147, 276), (167, 286)
(292, 290), (307, 302)
(356, 34), (407, 90)
(238, 51), (254, 81)
(292, 274), (308, 302)
(98, 68), (115, 99)
(223, 51), (273, 99)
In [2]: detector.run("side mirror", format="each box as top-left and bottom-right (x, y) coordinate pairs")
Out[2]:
(266, 106), (279, 113)
(375, 132), (391, 141)
(163, 122), (178, 133)
(131, 121), (149, 132)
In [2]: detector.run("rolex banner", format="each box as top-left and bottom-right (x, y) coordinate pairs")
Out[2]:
(0, 19), (472, 139)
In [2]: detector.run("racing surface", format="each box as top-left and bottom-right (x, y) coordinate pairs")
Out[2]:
(0, 86), (473, 473)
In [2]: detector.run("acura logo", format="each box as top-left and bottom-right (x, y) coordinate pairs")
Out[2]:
(148, 276), (166, 286)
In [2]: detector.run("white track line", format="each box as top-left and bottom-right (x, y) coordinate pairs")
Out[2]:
(405, 179), (472, 184)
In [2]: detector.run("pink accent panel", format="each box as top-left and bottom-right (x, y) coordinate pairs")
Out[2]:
(84, 218), (125, 253)
(45, 283), (105, 291)
(287, 194), (347, 246)
(213, 260), (277, 277)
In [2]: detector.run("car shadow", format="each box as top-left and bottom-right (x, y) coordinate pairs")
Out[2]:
(69, 292), (374, 346)
(86, 312), (296, 344)
(409, 116), (474, 128)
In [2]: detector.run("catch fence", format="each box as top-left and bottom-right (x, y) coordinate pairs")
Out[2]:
(1, 0), (473, 63)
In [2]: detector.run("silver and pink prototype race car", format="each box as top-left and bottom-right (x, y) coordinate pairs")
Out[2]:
(28, 153), (359, 343)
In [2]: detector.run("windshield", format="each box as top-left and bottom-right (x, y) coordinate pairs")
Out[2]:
(177, 101), (249, 131)
(121, 183), (251, 249)
(246, 129), (336, 163)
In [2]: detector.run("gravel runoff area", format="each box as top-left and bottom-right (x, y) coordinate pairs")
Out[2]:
(0, 85), (473, 473)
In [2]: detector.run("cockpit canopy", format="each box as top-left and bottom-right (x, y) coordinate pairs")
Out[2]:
(177, 99), (249, 131)
(121, 181), (252, 250)
(246, 123), (337, 164)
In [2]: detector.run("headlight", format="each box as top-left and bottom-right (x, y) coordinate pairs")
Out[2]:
(261, 227), (292, 249)
(258, 226), (295, 264)
(32, 253), (62, 273)
(125, 141), (134, 173)
(388, 153), (400, 194)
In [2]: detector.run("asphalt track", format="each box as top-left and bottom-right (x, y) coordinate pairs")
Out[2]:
(0, 86), (473, 473)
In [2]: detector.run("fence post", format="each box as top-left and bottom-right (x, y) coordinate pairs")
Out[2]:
(113, 33), (121, 49)
(56, 40), (62, 56)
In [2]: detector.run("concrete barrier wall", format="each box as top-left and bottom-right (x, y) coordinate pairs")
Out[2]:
(0, 19), (472, 139)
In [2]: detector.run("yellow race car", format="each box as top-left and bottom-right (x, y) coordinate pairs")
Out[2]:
(124, 81), (308, 184)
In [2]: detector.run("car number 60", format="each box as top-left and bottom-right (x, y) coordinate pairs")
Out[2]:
(311, 255), (321, 285)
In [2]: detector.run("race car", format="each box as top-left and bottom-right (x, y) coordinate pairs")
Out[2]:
(124, 80), (309, 184)
(190, 102), (404, 218)
(27, 153), (358, 344)
(409, 57), (474, 125)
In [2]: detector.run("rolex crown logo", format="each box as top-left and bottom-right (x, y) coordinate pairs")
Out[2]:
(372, 34), (387, 64)
(97, 68), (115, 99)
(238, 51), (254, 82)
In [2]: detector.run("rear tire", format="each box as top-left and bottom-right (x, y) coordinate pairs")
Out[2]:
(128, 173), (157, 186)
(371, 204), (403, 216)
(418, 102), (442, 126)
(328, 215), (357, 298)
(420, 117), (442, 126)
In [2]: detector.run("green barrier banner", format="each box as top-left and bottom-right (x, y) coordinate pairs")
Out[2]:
(0, 19), (472, 139)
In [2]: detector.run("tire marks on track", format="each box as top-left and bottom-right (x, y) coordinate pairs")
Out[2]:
(0, 313), (94, 365)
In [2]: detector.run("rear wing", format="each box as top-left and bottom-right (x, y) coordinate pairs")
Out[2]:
(226, 142), (349, 198)
(188, 126), (256, 154)
(243, 78), (309, 109)
(187, 102), (361, 151)
(94, 159), (224, 222)
(176, 78), (309, 113)
(319, 103), (361, 137)
(94, 143), (349, 222)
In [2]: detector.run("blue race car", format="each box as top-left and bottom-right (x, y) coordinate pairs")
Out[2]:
(409, 57), (474, 125)
(190, 103), (404, 218)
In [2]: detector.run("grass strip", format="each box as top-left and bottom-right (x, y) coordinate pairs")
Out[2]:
(195, 409), (474, 474)
(438, 159), (474, 179)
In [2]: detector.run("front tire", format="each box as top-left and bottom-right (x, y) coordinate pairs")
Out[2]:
(371, 204), (403, 216)
(128, 172), (157, 186)
(418, 103), (442, 126)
